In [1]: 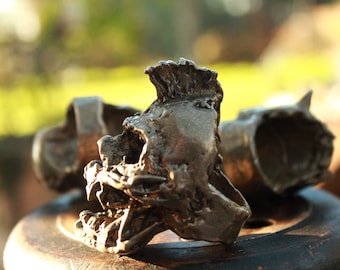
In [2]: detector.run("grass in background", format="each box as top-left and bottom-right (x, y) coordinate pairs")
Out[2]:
(0, 54), (335, 137)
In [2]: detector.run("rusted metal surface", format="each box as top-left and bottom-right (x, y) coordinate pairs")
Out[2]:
(219, 91), (334, 202)
(4, 188), (340, 269)
(32, 96), (139, 191)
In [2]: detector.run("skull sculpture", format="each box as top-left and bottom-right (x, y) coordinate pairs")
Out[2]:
(75, 58), (251, 255)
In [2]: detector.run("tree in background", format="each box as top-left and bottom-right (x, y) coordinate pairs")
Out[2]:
(2, 0), (330, 86)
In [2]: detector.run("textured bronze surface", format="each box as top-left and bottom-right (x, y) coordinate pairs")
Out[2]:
(74, 58), (251, 255)
(32, 96), (139, 191)
(219, 91), (334, 201)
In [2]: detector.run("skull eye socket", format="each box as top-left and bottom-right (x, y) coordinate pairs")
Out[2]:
(124, 129), (146, 164)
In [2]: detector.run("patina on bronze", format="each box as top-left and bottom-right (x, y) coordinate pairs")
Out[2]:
(74, 58), (251, 255)
(219, 91), (334, 201)
(32, 96), (139, 191)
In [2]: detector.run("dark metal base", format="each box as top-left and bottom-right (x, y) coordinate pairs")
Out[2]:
(4, 188), (340, 269)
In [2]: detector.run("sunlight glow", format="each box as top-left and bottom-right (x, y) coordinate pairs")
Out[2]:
(15, 1), (41, 42)
(0, 0), (16, 13)
(221, 0), (263, 17)
(0, 0), (40, 42)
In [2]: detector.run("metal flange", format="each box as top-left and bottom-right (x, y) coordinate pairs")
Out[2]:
(4, 188), (340, 269)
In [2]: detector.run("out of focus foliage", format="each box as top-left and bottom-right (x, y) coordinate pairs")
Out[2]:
(0, 53), (334, 136)
(0, 0), (338, 136)
(0, 0), (304, 85)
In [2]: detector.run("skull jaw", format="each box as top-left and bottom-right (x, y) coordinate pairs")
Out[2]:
(74, 201), (168, 255)
(163, 184), (251, 244)
(128, 162), (251, 246)
(76, 169), (250, 255)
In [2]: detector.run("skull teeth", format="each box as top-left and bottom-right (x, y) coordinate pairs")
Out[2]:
(116, 164), (126, 176)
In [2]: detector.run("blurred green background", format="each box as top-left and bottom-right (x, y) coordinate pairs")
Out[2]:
(2, 0), (340, 268)
(0, 0), (338, 136)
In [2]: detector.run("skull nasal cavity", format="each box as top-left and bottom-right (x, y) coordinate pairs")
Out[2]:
(125, 131), (145, 164)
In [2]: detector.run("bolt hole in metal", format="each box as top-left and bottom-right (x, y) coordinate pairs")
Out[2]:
(238, 195), (311, 239)
(243, 218), (274, 229)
